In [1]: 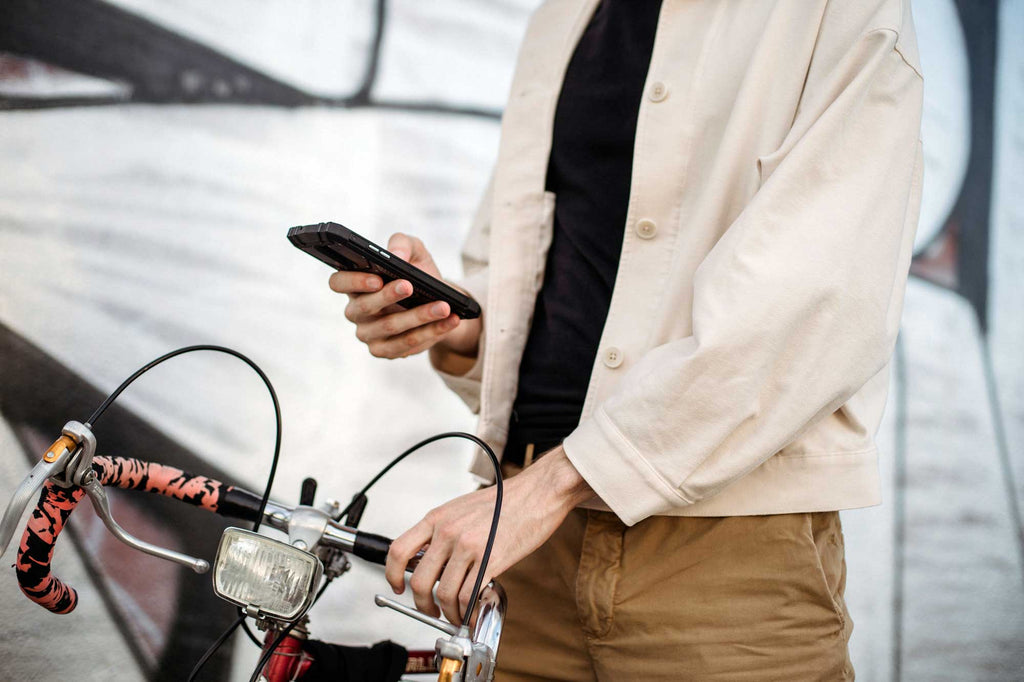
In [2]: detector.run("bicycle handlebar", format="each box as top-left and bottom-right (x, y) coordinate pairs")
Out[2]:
(16, 456), (232, 613)
(15, 455), (397, 615)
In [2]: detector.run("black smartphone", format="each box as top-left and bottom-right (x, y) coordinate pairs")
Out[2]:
(287, 222), (482, 320)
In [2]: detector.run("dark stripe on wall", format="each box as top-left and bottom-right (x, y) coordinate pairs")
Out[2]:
(0, 0), (314, 105)
(951, 0), (998, 331)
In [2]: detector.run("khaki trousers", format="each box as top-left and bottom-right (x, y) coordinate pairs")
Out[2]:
(494, 507), (854, 681)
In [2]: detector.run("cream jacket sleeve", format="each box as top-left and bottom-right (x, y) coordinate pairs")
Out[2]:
(563, 28), (924, 525)
(431, 173), (493, 413)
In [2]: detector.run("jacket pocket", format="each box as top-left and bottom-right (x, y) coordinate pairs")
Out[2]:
(533, 191), (557, 293)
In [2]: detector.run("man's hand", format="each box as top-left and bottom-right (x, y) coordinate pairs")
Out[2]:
(385, 447), (593, 625)
(328, 233), (481, 363)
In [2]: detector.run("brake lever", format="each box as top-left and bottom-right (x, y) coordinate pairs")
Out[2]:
(375, 581), (506, 682)
(0, 438), (74, 557)
(1, 420), (209, 573)
(374, 594), (459, 636)
(80, 475), (209, 573)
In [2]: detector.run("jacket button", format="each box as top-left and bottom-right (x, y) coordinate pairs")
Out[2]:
(649, 81), (669, 102)
(636, 219), (657, 239)
(602, 347), (624, 368)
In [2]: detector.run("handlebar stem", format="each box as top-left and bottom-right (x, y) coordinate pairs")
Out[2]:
(285, 506), (329, 553)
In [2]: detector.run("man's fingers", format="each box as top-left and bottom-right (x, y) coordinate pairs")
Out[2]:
(408, 543), (449, 619)
(437, 554), (474, 625)
(385, 522), (433, 594)
(344, 279), (413, 322)
(386, 232), (419, 262)
(329, 271), (382, 294)
(358, 301), (452, 342)
(367, 315), (460, 358)
(387, 233), (438, 273)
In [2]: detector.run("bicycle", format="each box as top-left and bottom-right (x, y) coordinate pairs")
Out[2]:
(0, 346), (506, 682)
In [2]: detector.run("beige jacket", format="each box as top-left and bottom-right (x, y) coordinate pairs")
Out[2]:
(435, 0), (924, 524)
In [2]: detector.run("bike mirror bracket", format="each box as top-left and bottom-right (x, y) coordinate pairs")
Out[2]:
(212, 528), (323, 622)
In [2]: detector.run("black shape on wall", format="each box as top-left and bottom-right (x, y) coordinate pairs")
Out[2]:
(0, 0), (314, 105)
(0, 0), (503, 120)
(952, 0), (998, 331)
(351, 0), (388, 106)
(0, 321), (240, 682)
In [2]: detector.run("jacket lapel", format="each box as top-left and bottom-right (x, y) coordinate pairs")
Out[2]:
(476, 0), (601, 457)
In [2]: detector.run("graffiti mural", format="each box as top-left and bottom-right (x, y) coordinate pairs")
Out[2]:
(0, 1), (1021, 680)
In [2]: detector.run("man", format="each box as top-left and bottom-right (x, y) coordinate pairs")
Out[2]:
(330, 0), (923, 678)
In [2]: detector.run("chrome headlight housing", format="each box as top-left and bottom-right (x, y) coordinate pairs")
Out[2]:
(212, 527), (323, 621)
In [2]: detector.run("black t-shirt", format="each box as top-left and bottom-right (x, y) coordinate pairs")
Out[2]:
(505, 0), (663, 462)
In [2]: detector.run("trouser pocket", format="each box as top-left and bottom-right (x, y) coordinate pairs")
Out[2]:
(805, 511), (850, 635)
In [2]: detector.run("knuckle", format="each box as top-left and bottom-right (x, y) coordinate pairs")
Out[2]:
(435, 584), (455, 603)
(409, 573), (431, 594)
(431, 319), (450, 337)
(389, 539), (410, 559)
(368, 342), (386, 358)
(434, 524), (455, 545)
(380, 318), (398, 337)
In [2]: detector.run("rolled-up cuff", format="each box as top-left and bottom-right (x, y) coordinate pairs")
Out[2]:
(563, 407), (693, 526)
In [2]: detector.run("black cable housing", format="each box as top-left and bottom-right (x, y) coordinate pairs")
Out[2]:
(86, 344), (283, 534)
(85, 345), (284, 681)
(186, 613), (246, 682)
(336, 431), (502, 629)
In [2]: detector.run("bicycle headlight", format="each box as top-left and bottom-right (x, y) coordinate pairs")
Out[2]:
(212, 527), (323, 621)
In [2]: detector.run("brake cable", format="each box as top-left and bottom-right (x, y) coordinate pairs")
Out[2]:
(82, 345), (503, 680)
(81, 345), (283, 681)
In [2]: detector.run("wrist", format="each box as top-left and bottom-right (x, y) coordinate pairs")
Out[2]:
(429, 339), (477, 376)
(430, 316), (481, 376)
(539, 447), (593, 511)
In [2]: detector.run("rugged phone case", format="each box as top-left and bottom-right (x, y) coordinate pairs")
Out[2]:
(287, 222), (482, 320)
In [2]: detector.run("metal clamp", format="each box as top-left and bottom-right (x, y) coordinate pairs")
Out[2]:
(54, 421), (97, 488)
